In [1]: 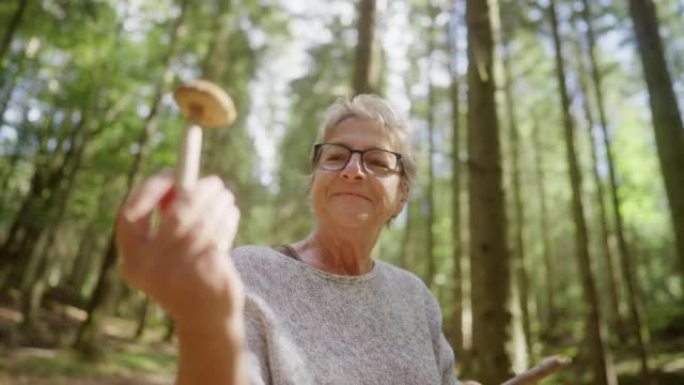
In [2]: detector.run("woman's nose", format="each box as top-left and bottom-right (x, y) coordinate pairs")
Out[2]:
(340, 153), (366, 179)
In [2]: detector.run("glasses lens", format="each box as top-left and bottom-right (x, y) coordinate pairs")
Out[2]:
(316, 144), (401, 174)
(318, 144), (350, 170)
(364, 149), (398, 174)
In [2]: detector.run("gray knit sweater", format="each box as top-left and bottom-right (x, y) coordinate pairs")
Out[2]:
(231, 245), (459, 385)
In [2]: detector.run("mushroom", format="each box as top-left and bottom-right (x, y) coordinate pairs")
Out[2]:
(173, 80), (237, 191)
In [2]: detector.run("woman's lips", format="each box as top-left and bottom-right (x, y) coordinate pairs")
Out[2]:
(333, 192), (370, 201)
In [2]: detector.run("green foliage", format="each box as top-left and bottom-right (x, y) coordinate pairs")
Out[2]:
(111, 349), (176, 373)
(7, 352), (97, 377)
(1, 0), (683, 383)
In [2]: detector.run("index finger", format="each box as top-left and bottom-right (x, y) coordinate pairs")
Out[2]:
(121, 169), (175, 222)
(116, 170), (175, 255)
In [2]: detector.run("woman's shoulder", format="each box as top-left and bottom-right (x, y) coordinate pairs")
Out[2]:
(375, 261), (432, 295)
(230, 245), (290, 276)
(231, 244), (279, 260)
(376, 261), (444, 319)
(230, 245), (311, 296)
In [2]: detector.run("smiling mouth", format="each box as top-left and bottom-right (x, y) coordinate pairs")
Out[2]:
(334, 192), (370, 201)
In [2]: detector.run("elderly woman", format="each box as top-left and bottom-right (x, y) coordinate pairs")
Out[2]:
(116, 95), (467, 384)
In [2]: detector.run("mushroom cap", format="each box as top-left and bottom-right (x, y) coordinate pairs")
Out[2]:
(173, 80), (237, 128)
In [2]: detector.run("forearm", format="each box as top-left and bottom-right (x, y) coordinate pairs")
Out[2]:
(176, 318), (248, 385)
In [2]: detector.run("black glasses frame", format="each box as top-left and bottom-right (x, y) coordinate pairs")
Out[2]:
(312, 143), (404, 175)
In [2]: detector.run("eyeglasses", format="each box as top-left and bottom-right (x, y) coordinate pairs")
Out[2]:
(312, 143), (403, 176)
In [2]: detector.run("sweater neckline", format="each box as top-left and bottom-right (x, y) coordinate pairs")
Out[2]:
(273, 246), (379, 284)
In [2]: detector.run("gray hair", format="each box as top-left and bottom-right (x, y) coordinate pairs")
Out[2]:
(311, 94), (417, 191)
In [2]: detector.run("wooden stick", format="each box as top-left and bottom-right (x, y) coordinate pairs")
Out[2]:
(500, 355), (570, 385)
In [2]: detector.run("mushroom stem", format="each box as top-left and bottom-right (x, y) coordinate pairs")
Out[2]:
(176, 122), (203, 191)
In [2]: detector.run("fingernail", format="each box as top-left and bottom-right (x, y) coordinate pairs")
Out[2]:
(160, 186), (176, 212)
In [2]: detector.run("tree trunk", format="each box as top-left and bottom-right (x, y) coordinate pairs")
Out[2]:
(162, 314), (175, 343)
(627, 0), (684, 279)
(584, 2), (656, 382)
(194, 1), (237, 183)
(75, 0), (189, 352)
(66, 186), (110, 292)
(425, 3), (437, 289)
(0, 0), (29, 70)
(76, 240), (118, 353)
(352, 0), (377, 95)
(26, 94), (131, 294)
(499, 12), (532, 363)
(0, 107), (78, 284)
(548, 2), (616, 384)
(200, 1), (233, 83)
(6, 112), (87, 289)
(530, 117), (557, 337)
(134, 296), (150, 340)
(1, 168), (62, 287)
(573, 35), (627, 345)
(21, 115), (97, 327)
(447, 0), (465, 365)
(466, 0), (513, 382)
(619, 236), (655, 385)
(67, 221), (100, 292)
(0, 119), (46, 253)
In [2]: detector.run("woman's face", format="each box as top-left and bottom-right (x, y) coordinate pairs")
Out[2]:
(310, 118), (407, 230)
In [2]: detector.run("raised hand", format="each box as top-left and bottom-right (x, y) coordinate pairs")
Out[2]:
(115, 170), (244, 330)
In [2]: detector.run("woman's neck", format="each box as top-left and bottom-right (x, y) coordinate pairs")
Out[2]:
(292, 227), (379, 275)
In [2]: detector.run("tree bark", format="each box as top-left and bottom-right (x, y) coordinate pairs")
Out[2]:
(21, 113), (104, 327)
(548, 2), (616, 384)
(447, 0), (465, 365)
(0, 112), (78, 287)
(162, 314), (175, 343)
(627, 0), (684, 279)
(530, 117), (557, 336)
(499, 12), (532, 362)
(425, 3), (437, 289)
(67, 220), (101, 291)
(134, 296), (150, 340)
(352, 0), (377, 95)
(466, 0), (513, 382)
(572, 35), (626, 345)
(583, 2), (656, 382)
(200, 1), (233, 83)
(200, 0), (238, 172)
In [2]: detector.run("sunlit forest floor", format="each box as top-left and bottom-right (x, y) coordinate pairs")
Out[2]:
(609, 342), (684, 385)
(0, 291), (683, 384)
(0, 292), (175, 385)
